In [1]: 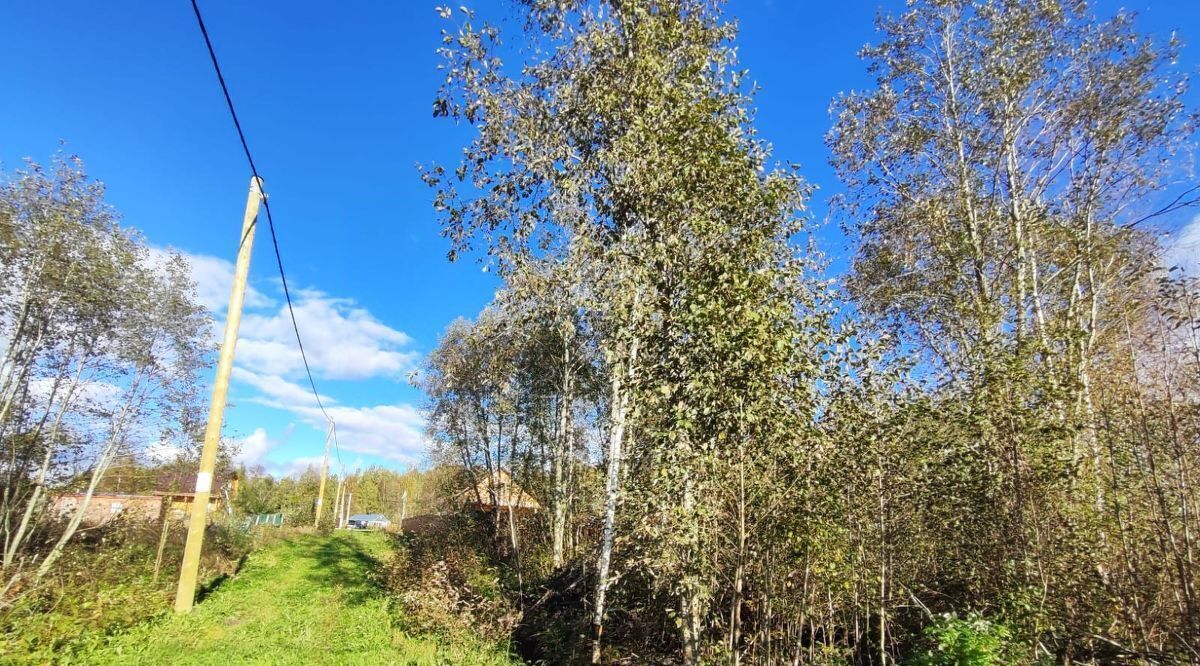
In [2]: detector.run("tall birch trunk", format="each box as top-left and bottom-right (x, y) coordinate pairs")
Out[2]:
(3, 361), (85, 568)
(552, 340), (572, 569)
(728, 439), (746, 665)
(33, 371), (143, 582)
(592, 334), (638, 665)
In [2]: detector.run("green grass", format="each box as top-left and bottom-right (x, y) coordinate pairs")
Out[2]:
(83, 532), (519, 665)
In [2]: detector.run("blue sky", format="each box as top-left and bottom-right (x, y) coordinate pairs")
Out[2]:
(2, 1), (1197, 476)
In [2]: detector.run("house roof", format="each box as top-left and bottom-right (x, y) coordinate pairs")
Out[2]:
(55, 492), (160, 501)
(463, 469), (541, 510)
(349, 513), (390, 522)
(154, 492), (222, 500)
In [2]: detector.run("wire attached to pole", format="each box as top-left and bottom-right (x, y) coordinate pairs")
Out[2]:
(189, 0), (333, 426)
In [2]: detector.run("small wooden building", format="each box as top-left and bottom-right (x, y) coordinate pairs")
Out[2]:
(156, 491), (225, 520)
(51, 473), (238, 526)
(464, 469), (541, 512)
(51, 493), (163, 526)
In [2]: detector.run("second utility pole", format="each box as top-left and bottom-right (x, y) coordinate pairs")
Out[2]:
(333, 466), (345, 529)
(174, 176), (263, 613)
(314, 422), (333, 528)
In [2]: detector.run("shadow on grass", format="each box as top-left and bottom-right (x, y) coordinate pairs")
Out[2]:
(195, 573), (229, 604)
(300, 534), (385, 606)
(195, 552), (249, 603)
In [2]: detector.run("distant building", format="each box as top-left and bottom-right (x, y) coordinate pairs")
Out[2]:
(157, 491), (225, 520)
(463, 469), (541, 512)
(347, 513), (391, 530)
(51, 474), (239, 526)
(52, 493), (163, 525)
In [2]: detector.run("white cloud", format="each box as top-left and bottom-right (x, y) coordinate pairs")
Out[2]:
(1165, 214), (1200, 276)
(231, 366), (427, 467)
(160, 247), (419, 382)
(231, 297), (427, 464)
(313, 403), (426, 467)
(231, 367), (335, 407)
(286, 401), (426, 467)
(145, 440), (183, 462)
(234, 427), (276, 467)
(159, 246), (430, 470)
(28, 377), (123, 409)
(266, 455), (326, 479)
(148, 247), (272, 312)
(236, 291), (419, 381)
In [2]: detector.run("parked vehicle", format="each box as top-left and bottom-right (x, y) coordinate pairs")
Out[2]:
(346, 513), (391, 530)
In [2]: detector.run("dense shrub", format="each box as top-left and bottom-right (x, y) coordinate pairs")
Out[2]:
(0, 515), (253, 661)
(383, 513), (518, 648)
(905, 614), (1027, 666)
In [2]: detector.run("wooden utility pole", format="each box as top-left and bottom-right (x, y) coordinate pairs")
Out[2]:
(341, 474), (352, 527)
(333, 469), (345, 529)
(174, 176), (263, 614)
(314, 422), (334, 528)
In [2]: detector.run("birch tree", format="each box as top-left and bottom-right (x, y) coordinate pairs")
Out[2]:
(427, 1), (826, 661)
(418, 0), (1200, 662)
(829, 0), (1198, 659)
(0, 157), (208, 592)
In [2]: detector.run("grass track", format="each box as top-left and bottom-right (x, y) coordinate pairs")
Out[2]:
(85, 531), (517, 665)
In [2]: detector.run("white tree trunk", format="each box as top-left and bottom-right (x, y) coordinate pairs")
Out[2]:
(552, 341), (572, 569)
(33, 371), (142, 582)
(3, 362), (85, 568)
(592, 335), (638, 664)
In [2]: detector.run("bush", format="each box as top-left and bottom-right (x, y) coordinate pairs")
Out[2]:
(0, 514), (254, 662)
(905, 613), (1021, 666)
(383, 514), (518, 647)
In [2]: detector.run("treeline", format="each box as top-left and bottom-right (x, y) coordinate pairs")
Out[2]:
(235, 463), (434, 526)
(417, 0), (1199, 664)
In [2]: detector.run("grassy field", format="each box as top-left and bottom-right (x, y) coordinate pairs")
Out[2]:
(84, 531), (518, 665)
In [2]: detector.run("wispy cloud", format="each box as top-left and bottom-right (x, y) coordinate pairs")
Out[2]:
(232, 367), (336, 407)
(165, 247), (418, 382)
(1165, 214), (1200, 276)
(168, 248), (430, 469)
(145, 440), (183, 463)
(238, 371), (427, 466)
(266, 455), (326, 479)
(234, 427), (276, 467)
(149, 246), (273, 312)
(237, 291), (419, 381)
(295, 402), (426, 467)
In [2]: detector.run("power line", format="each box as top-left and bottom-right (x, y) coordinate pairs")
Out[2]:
(189, 0), (333, 427)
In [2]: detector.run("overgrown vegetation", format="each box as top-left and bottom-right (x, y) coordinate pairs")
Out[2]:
(0, 453), (482, 662)
(385, 512), (521, 648)
(904, 615), (1023, 666)
(0, 514), (252, 661)
(417, 0), (1200, 663)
